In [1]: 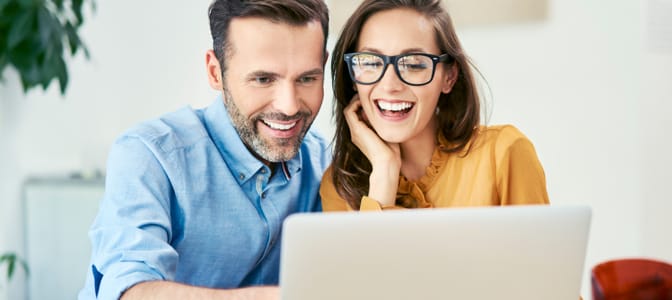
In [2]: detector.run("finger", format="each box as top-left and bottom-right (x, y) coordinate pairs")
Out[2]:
(343, 96), (361, 117)
(344, 99), (363, 129)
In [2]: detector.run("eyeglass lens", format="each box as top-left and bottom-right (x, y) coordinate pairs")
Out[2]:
(349, 53), (435, 85)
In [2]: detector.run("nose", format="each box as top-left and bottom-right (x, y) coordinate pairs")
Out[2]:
(273, 82), (301, 116)
(378, 63), (404, 92)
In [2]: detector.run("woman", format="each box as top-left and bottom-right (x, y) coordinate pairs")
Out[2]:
(321, 0), (549, 211)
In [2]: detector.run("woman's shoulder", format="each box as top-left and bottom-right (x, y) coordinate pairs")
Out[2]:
(469, 124), (537, 157)
(320, 164), (335, 185)
(477, 124), (532, 146)
(319, 165), (355, 211)
(479, 124), (528, 141)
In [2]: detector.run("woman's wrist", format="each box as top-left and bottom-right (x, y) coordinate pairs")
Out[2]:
(368, 164), (399, 207)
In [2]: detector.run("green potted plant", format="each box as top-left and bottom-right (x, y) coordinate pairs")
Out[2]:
(0, 0), (92, 95)
(1, 0), (91, 292)
(0, 252), (28, 287)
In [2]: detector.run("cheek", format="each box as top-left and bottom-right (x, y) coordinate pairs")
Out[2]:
(230, 87), (269, 117)
(416, 85), (443, 109)
(356, 83), (372, 95)
(355, 85), (376, 112)
(300, 85), (324, 114)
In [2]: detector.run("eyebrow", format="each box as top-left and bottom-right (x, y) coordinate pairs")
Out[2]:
(247, 71), (278, 79)
(359, 47), (428, 54)
(299, 68), (324, 77)
(246, 68), (323, 80)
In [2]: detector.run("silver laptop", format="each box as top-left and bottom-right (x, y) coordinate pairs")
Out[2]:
(280, 205), (591, 300)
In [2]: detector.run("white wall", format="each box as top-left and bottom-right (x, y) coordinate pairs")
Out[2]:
(639, 0), (672, 262)
(458, 0), (672, 296)
(1, 0), (670, 299)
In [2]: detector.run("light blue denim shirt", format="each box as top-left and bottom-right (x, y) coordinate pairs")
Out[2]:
(79, 97), (330, 299)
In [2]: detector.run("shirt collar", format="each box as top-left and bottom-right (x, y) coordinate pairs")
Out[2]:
(203, 96), (302, 184)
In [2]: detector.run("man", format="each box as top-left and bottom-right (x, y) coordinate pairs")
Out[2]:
(78, 0), (330, 299)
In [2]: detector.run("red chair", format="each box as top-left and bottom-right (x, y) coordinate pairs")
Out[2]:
(591, 258), (672, 300)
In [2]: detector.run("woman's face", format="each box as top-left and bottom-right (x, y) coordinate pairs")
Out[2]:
(352, 8), (456, 144)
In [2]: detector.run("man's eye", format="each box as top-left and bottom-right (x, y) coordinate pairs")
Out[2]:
(254, 76), (273, 84)
(298, 76), (318, 84)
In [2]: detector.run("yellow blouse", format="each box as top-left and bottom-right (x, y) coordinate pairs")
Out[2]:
(320, 125), (550, 211)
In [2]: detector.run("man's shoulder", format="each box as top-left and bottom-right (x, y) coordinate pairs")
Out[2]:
(299, 129), (332, 171)
(302, 129), (330, 150)
(118, 106), (209, 153)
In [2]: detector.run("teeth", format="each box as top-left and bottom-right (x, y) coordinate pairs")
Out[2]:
(264, 120), (297, 130)
(377, 101), (413, 112)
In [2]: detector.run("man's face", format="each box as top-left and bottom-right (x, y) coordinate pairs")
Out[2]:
(212, 17), (325, 164)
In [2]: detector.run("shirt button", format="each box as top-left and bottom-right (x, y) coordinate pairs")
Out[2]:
(238, 173), (245, 180)
(261, 168), (267, 174)
(261, 192), (266, 199)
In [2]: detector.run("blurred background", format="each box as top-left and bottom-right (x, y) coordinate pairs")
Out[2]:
(1, 0), (670, 299)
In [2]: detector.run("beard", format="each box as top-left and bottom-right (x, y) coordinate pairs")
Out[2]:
(222, 88), (315, 163)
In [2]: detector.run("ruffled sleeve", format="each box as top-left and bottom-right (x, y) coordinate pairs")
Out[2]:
(396, 178), (432, 208)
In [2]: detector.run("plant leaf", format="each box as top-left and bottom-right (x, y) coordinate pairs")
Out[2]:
(0, 253), (29, 279)
(7, 9), (35, 48)
(64, 22), (87, 56)
(71, 0), (84, 26)
(38, 56), (53, 90)
(0, 253), (11, 263)
(0, 52), (7, 73)
(24, 63), (43, 91)
(0, 2), (18, 30)
(8, 40), (35, 70)
(55, 56), (68, 94)
(7, 258), (15, 279)
(17, 0), (35, 8)
(0, 0), (11, 11)
(53, 0), (64, 10)
(37, 4), (57, 48)
(1, 253), (16, 279)
(2, 0), (91, 95)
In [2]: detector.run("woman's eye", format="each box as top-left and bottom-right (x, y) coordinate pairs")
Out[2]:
(362, 61), (383, 68)
(408, 63), (428, 70)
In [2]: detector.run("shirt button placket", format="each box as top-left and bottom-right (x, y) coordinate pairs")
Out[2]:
(258, 167), (269, 199)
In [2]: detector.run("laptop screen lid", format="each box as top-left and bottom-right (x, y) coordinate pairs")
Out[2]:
(280, 205), (591, 300)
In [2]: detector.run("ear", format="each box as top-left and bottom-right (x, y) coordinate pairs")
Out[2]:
(205, 50), (224, 91)
(441, 63), (459, 94)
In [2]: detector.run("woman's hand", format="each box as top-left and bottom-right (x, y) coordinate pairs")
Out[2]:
(344, 96), (400, 207)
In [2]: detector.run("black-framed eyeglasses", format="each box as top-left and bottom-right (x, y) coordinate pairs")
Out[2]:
(344, 52), (453, 86)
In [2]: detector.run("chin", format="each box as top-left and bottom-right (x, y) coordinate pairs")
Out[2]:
(377, 130), (407, 144)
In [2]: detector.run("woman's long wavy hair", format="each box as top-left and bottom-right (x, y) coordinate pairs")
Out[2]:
(330, 0), (482, 209)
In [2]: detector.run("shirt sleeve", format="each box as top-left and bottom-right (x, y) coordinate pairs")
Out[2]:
(320, 167), (404, 211)
(360, 196), (406, 210)
(88, 135), (179, 299)
(494, 126), (550, 205)
(360, 196), (383, 211)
